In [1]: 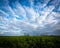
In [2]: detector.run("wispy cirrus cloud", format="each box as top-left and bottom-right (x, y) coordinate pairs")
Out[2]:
(0, 0), (60, 36)
(0, 10), (9, 17)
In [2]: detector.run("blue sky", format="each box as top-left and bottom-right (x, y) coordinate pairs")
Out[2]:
(0, 0), (60, 36)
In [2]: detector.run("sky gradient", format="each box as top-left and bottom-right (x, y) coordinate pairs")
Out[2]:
(0, 0), (60, 36)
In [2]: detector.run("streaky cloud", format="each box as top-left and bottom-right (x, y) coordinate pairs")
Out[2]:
(0, 0), (60, 36)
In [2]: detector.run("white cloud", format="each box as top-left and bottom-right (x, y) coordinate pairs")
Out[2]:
(0, 10), (9, 16)
(24, 7), (40, 23)
(58, 7), (60, 11)
(54, 12), (60, 17)
(7, 6), (15, 17)
(37, 6), (55, 25)
(0, 0), (60, 36)
(39, 0), (50, 8)
(46, 13), (57, 24)
(0, 32), (4, 34)
(29, 0), (34, 7)
(13, 2), (27, 20)
(50, 0), (60, 6)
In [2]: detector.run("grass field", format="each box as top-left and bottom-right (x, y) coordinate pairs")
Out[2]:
(0, 36), (60, 48)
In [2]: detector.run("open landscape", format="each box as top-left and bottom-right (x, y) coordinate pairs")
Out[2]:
(0, 36), (60, 48)
(0, 0), (60, 48)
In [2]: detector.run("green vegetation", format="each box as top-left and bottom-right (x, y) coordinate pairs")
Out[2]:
(0, 36), (60, 48)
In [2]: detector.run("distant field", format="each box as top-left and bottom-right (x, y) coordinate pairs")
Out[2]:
(0, 36), (60, 48)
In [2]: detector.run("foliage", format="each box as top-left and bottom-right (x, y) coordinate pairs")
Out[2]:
(0, 36), (60, 48)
